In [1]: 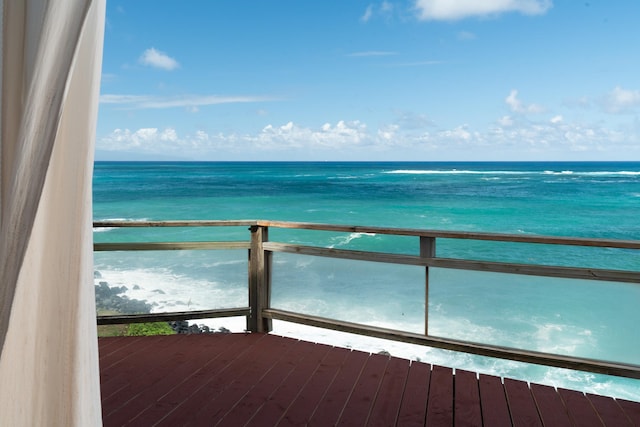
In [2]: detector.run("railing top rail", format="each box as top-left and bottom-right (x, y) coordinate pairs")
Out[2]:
(93, 219), (258, 228)
(257, 220), (640, 249)
(92, 219), (640, 250)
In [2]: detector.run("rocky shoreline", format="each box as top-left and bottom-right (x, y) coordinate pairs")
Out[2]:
(95, 273), (230, 334)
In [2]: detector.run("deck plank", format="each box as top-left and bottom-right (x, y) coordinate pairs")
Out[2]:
(454, 369), (482, 427)
(366, 356), (411, 427)
(529, 383), (572, 427)
(276, 346), (352, 426)
(227, 339), (332, 426)
(396, 360), (431, 426)
(425, 365), (453, 426)
(479, 374), (512, 426)
(586, 393), (633, 427)
(100, 335), (191, 399)
(504, 378), (543, 427)
(102, 335), (222, 421)
(306, 349), (370, 426)
(155, 334), (296, 426)
(337, 353), (391, 426)
(558, 388), (604, 427)
(617, 398), (640, 425)
(104, 334), (262, 426)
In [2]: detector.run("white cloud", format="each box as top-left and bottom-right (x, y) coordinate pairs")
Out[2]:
(505, 90), (544, 114)
(256, 120), (367, 149)
(377, 124), (400, 141)
(139, 48), (179, 70)
(98, 121), (370, 157)
(99, 93), (276, 109)
(361, 5), (374, 22)
(97, 112), (638, 161)
(601, 86), (640, 114)
(415, 0), (552, 21)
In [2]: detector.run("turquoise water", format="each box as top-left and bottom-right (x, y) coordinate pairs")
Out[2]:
(93, 161), (640, 401)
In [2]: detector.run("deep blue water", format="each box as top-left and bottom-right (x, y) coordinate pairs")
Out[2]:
(93, 161), (640, 401)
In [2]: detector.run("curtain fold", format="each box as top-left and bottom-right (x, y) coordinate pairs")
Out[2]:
(0, 0), (105, 425)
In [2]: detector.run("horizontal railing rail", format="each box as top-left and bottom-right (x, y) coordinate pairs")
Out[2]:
(97, 307), (251, 325)
(262, 242), (640, 283)
(93, 219), (640, 380)
(262, 308), (640, 379)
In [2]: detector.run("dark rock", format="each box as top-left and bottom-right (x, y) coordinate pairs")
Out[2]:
(95, 282), (151, 314)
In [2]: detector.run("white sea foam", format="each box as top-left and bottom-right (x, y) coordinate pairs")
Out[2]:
(385, 169), (526, 175)
(95, 217), (150, 222)
(386, 169), (640, 177)
(95, 266), (246, 313)
(328, 232), (376, 248)
(93, 227), (116, 233)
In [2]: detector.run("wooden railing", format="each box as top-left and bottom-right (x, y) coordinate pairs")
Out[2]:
(94, 220), (640, 379)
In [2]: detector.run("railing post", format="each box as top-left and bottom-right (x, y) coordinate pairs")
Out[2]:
(420, 236), (436, 336)
(248, 225), (272, 333)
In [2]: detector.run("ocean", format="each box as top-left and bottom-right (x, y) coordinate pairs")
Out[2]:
(93, 161), (640, 401)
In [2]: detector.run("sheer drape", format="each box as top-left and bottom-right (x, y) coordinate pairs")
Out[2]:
(0, 0), (105, 425)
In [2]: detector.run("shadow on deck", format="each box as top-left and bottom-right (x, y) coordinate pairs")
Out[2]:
(99, 333), (640, 426)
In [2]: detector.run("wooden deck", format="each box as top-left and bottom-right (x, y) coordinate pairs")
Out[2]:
(99, 333), (640, 426)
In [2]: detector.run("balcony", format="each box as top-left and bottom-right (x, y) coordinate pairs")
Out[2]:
(95, 220), (640, 425)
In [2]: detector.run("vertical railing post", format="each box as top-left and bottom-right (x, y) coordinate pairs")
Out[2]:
(420, 236), (436, 336)
(248, 225), (272, 333)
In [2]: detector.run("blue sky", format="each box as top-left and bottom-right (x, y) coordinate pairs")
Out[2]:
(96, 1), (640, 161)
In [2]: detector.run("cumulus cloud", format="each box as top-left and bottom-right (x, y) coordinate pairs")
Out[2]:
(100, 128), (176, 150)
(97, 105), (637, 160)
(100, 93), (276, 109)
(505, 90), (544, 114)
(255, 120), (367, 149)
(601, 86), (640, 114)
(98, 121), (370, 158)
(139, 48), (179, 70)
(414, 0), (552, 21)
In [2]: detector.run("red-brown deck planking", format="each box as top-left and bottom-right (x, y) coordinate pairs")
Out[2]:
(99, 333), (640, 427)
(424, 364), (454, 426)
(503, 378), (543, 427)
(454, 369), (482, 427)
(617, 398), (640, 425)
(558, 387), (606, 426)
(395, 358), (431, 425)
(366, 356), (411, 426)
(479, 374), (511, 426)
(586, 393), (634, 427)
(276, 346), (353, 426)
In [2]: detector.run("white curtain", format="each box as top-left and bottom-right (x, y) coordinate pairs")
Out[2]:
(0, 0), (105, 425)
